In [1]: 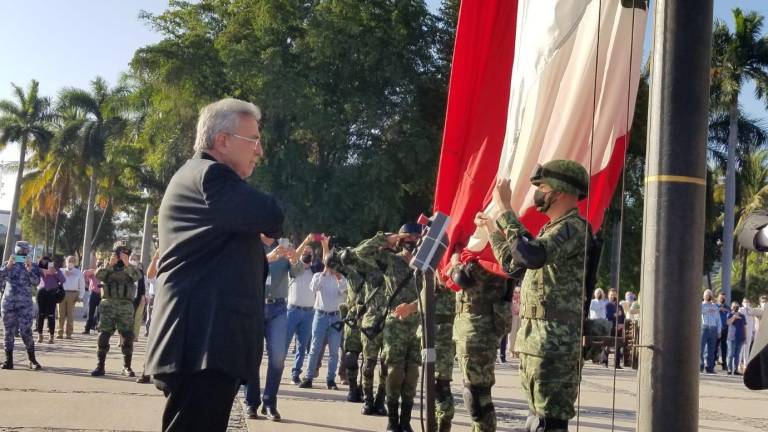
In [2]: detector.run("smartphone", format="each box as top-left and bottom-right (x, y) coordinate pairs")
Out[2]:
(313, 233), (324, 242)
(48, 262), (54, 270)
(278, 238), (290, 249)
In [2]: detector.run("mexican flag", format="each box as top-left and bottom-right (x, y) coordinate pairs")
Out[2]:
(433, 0), (648, 283)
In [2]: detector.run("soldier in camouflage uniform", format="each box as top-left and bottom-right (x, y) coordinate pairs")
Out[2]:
(360, 269), (389, 416)
(400, 275), (457, 432)
(92, 242), (142, 377)
(355, 224), (421, 432)
(485, 160), (591, 432)
(342, 267), (365, 402)
(1, 241), (42, 370)
(449, 253), (512, 432)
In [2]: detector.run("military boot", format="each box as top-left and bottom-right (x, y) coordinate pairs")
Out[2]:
(398, 400), (415, 432)
(373, 388), (388, 416)
(2, 350), (12, 369)
(91, 351), (107, 377)
(27, 350), (41, 370)
(122, 356), (135, 377)
(530, 417), (569, 432)
(386, 400), (400, 432)
(347, 377), (363, 403)
(361, 386), (376, 415)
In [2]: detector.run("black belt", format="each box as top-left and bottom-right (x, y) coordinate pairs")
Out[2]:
(316, 310), (340, 316)
(289, 304), (313, 311)
(265, 298), (286, 305)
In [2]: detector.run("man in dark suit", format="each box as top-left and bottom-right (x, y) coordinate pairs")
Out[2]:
(145, 98), (284, 431)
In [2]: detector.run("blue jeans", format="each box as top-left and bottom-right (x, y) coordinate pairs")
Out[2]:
(285, 306), (314, 379)
(305, 310), (342, 382)
(245, 301), (288, 409)
(727, 339), (744, 373)
(699, 326), (719, 371)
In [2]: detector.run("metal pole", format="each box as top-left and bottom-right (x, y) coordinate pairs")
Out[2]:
(421, 270), (437, 431)
(637, 0), (713, 431)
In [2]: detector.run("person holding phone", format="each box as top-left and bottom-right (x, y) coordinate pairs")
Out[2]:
(727, 302), (748, 376)
(91, 242), (142, 377)
(36, 256), (65, 344)
(1, 241), (43, 370)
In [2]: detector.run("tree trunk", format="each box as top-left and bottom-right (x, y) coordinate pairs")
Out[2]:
(91, 197), (111, 249)
(741, 249), (748, 298)
(140, 202), (155, 268)
(51, 195), (63, 256)
(43, 217), (49, 256)
(2, 139), (27, 260)
(721, 100), (739, 303)
(81, 170), (97, 269)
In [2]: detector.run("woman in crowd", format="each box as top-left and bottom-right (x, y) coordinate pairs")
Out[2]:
(36, 256), (65, 344)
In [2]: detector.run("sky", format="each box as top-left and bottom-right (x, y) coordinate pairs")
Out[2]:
(0, 0), (766, 211)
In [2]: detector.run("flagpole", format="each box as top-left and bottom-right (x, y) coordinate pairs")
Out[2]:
(637, 0), (713, 430)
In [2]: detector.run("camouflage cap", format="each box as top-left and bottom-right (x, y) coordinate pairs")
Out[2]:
(530, 159), (589, 199)
(113, 239), (131, 255)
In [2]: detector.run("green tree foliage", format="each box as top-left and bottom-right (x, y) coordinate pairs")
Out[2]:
(131, 0), (454, 243)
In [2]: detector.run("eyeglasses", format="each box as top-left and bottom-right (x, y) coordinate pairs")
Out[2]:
(229, 133), (261, 146)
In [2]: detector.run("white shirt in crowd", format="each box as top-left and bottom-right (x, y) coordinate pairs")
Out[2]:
(288, 265), (316, 308)
(589, 298), (608, 320)
(740, 304), (758, 340)
(310, 271), (346, 313)
(62, 266), (85, 298)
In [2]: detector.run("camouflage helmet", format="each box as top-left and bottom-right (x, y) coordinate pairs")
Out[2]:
(398, 223), (423, 237)
(530, 160), (589, 199)
(113, 239), (132, 256)
(14, 241), (30, 256)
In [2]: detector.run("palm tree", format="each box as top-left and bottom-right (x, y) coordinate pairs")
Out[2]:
(710, 8), (768, 303)
(0, 80), (54, 259)
(57, 77), (127, 268)
(20, 107), (89, 255)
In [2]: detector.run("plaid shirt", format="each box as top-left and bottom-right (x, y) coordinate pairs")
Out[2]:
(701, 302), (722, 332)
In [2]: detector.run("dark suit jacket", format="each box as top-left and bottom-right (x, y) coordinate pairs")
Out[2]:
(145, 152), (283, 382)
(736, 210), (768, 390)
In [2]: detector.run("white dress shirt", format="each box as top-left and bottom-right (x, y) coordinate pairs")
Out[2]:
(310, 272), (347, 312)
(62, 267), (85, 298)
(589, 299), (608, 320)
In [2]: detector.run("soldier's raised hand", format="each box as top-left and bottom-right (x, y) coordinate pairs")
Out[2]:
(492, 178), (513, 212)
(6, 256), (14, 270)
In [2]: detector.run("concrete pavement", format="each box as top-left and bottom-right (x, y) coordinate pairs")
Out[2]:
(0, 304), (766, 431)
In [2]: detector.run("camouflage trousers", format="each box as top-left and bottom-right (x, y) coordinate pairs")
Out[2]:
(97, 299), (135, 362)
(383, 318), (421, 406)
(362, 331), (387, 396)
(454, 313), (498, 432)
(344, 324), (363, 380)
(2, 298), (35, 352)
(519, 352), (582, 421)
(435, 320), (456, 432)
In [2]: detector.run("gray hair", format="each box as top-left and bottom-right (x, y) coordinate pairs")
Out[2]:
(194, 98), (262, 153)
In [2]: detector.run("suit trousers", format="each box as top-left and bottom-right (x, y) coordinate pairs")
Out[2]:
(58, 291), (79, 337)
(154, 369), (241, 432)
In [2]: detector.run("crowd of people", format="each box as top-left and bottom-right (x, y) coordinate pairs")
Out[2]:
(700, 290), (767, 375)
(1, 241), (158, 383)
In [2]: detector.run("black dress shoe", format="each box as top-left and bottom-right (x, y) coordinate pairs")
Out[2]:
(246, 405), (259, 419)
(298, 378), (313, 388)
(261, 406), (281, 421)
(326, 381), (339, 390)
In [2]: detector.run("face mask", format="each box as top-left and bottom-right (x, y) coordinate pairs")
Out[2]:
(534, 189), (556, 213)
(129, 260), (138, 267)
(301, 255), (313, 264)
(67, 263), (75, 270)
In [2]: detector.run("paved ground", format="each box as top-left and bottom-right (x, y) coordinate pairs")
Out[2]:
(0, 305), (766, 431)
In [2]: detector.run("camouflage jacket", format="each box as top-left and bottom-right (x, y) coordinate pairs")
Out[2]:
(354, 232), (419, 326)
(96, 264), (141, 301)
(490, 208), (586, 356)
(0, 262), (41, 303)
